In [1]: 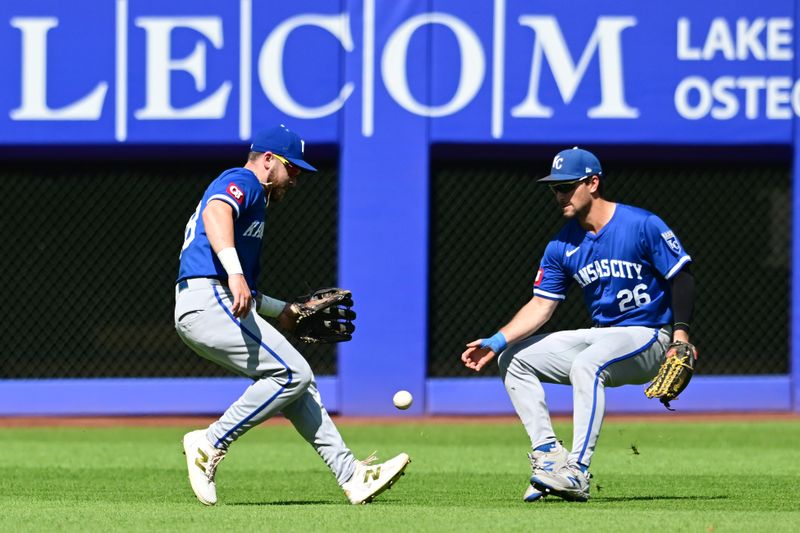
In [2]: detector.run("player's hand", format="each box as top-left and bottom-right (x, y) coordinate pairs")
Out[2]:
(228, 274), (252, 319)
(461, 340), (496, 372)
(668, 330), (697, 359)
(666, 341), (698, 360)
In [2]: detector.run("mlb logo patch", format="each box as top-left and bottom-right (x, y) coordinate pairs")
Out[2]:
(534, 267), (544, 287)
(227, 183), (245, 204)
(661, 231), (682, 254)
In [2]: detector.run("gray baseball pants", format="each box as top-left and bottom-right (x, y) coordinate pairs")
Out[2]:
(174, 277), (356, 485)
(498, 326), (670, 467)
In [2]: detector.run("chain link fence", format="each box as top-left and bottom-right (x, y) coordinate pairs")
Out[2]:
(1, 151), (790, 379)
(0, 156), (338, 378)
(429, 155), (790, 376)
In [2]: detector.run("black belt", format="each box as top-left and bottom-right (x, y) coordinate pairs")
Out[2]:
(592, 323), (670, 330)
(176, 278), (226, 293)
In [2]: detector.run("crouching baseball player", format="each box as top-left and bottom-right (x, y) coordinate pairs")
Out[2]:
(175, 125), (409, 505)
(461, 147), (696, 502)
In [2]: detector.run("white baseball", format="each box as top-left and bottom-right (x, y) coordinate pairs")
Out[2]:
(392, 390), (413, 410)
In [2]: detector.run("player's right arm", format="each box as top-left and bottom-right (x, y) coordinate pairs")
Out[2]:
(462, 238), (568, 372)
(461, 296), (559, 372)
(498, 296), (559, 343)
(203, 200), (252, 319)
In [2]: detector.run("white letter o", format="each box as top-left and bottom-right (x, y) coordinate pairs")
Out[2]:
(674, 76), (712, 120)
(381, 13), (484, 117)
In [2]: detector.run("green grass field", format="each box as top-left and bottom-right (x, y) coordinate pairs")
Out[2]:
(2, 418), (799, 532)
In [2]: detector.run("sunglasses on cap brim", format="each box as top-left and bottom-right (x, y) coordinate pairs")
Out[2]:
(548, 175), (592, 194)
(272, 153), (297, 170)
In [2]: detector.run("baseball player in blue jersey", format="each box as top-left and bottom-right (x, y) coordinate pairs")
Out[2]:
(175, 125), (409, 506)
(462, 147), (696, 502)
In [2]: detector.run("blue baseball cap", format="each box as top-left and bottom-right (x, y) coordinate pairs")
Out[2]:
(250, 125), (317, 172)
(538, 147), (602, 183)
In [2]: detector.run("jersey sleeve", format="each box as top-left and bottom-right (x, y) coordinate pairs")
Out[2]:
(533, 240), (570, 301)
(205, 170), (261, 219)
(642, 214), (692, 279)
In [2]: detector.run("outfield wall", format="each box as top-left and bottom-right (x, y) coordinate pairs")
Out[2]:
(0, 1), (797, 415)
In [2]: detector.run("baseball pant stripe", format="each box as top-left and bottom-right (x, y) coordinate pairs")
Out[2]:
(576, 328), (659, 465)
(212, 285), (293, 447)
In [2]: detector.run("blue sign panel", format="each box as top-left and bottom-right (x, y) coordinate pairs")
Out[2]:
(428, 0), (795, 143)
(0, 0), (795, 144)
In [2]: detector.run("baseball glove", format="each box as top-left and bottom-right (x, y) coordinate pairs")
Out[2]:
(291, 287), (356, 343)
(644, 341), (697, 410)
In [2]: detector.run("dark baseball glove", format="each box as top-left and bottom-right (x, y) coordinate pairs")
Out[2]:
(291, 287), (356, 343)
(644, 341), (697, 410)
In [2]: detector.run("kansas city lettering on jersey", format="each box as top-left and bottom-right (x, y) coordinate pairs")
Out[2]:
(572, 259), (643, 288)
(242, 221), (264, 239)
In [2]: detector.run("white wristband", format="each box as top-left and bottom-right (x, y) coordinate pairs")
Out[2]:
(217, 247), (244, 275)
(257, 294), (287, 318)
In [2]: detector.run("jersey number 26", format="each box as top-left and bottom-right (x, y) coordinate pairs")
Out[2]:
(616, 283), (651, 312)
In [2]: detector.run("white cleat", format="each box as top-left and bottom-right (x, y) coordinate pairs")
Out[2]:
(531, 463), (591, 502)
(524, 441), (569, 502)
(342, 452), (411, 505)
(182, 429), (227, 506)
(523, 484), (543, 502)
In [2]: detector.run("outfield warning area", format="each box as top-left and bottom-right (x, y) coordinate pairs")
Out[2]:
(0, 412), (797, 427)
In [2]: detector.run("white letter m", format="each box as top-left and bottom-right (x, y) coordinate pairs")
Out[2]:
(512, 16), (639, 119)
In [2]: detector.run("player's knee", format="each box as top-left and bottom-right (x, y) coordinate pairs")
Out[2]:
(501, 356), (534, 384)
(288, 360), (313, 393)
(569, 357), (597, 386)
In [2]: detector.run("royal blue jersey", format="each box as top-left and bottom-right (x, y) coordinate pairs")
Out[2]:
(533, 204), (691, 327)
(177, 168), (267, 288)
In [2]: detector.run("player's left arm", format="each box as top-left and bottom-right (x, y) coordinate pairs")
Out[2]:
(669, 265), (696, 354)
(251, 290), (295, 328)
(640, 214), (695, 346)
(645, 266), (698, 407)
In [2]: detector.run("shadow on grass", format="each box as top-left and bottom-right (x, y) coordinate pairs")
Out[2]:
(591, 495), (730, 503)
(226, 500), (340, 506)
